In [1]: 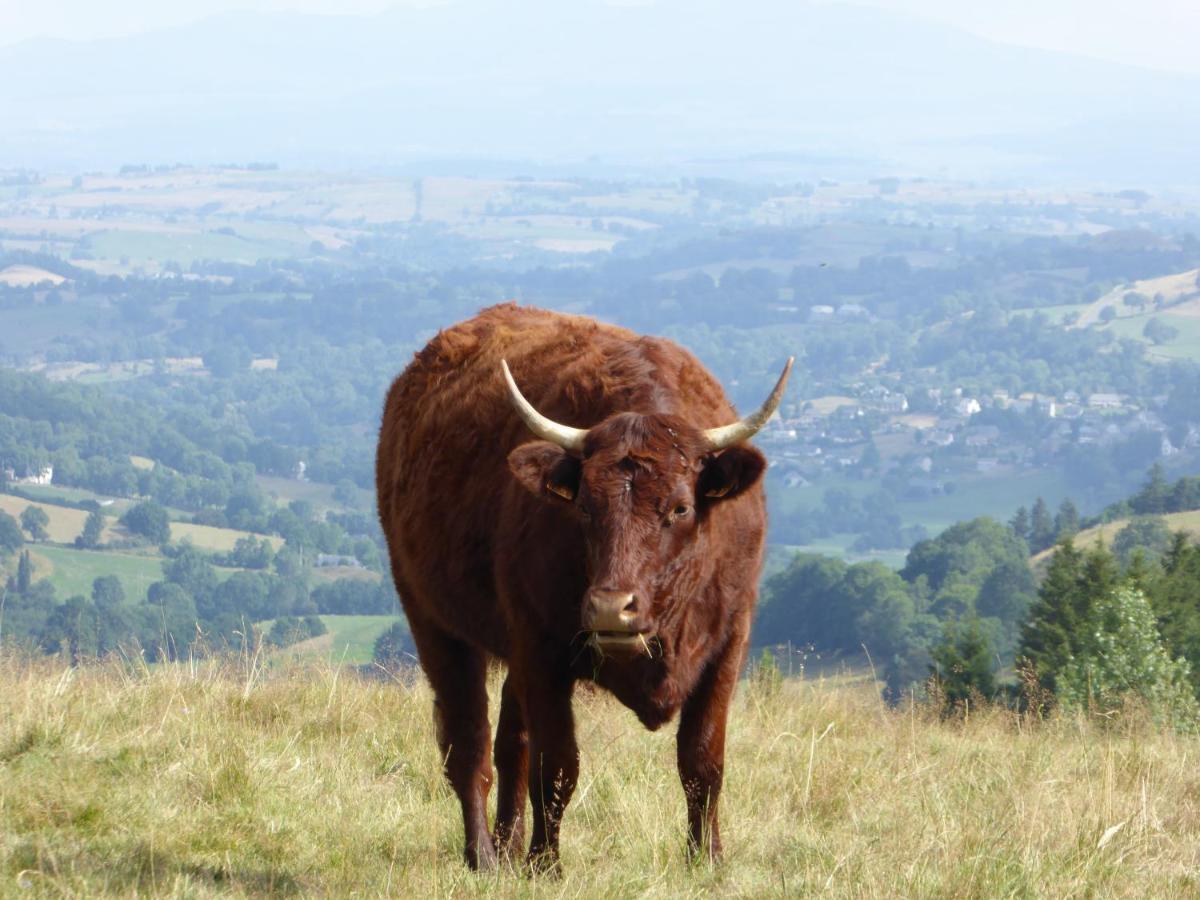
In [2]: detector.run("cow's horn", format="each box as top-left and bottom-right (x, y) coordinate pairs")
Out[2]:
(702, 357), (794, 451)
(501, 359), (588, 452)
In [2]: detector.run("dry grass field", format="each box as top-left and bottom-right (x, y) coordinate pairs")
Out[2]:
(0, 496), (118, 545)
(1031, 509), (1200, 565)
(1074, 268), (1200, 328)
(2, 655), (1199, 897)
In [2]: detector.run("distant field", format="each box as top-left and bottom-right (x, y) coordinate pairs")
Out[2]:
(310, 565), (379, 585)
(0, 493), (282, 553)
(1074, 268), (1200, 328)
(27, 545), (162, 602)
(771, 467), (1082, 562)
(897, 469), (1077, 537)
(807, 395), (859, 415)
(255, 475), (338, 509)
(170, 521), (283, 553)
(264, 615), (404, 666)
(85, 229), (299, 268)
(9, 484), (131, 513)
(1102, 312), (1200, 362)
(769, 540), (909, 572)
(0, 495), (116, 544)
(0, 264), (65, 287)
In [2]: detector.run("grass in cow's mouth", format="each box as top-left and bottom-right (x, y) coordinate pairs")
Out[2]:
(590, 632), (657, 658)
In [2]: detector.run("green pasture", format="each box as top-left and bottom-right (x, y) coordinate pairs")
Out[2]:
(262, 615), (405, 666)
(255, 475), (340, 510)
(84, 228), (303, 268)
(1102, 312), (1200, 362)
(895, 468), (1075, 536)
(27, 545), (162, 603)
(9, 484), (130, 512)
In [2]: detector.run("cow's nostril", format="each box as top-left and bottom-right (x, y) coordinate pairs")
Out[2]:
(623, 596), (638, 614)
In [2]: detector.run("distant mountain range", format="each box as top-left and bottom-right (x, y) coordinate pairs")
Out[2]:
(2, 0), (1197, 182)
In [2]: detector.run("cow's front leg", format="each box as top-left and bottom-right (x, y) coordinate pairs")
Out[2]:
(676, 632), (747, 861)
(514, 664), (577, 873)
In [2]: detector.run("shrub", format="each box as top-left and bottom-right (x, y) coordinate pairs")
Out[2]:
(1058, 586), (1199, 731)
(120, 501), (171, 545)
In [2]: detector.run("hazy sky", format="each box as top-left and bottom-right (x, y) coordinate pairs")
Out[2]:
(3, 0), (1199, 76)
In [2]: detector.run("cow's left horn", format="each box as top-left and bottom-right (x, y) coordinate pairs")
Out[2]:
(701, 357), (794, 451)
(501, 359), (588, 452)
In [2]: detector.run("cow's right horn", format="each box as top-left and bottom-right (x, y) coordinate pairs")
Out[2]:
(501, 360), (588, 452)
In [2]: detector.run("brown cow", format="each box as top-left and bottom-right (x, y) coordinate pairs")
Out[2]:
(375, 303), (790, 871)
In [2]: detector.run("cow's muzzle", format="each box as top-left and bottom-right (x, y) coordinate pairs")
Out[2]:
(584, 590), (652, 655)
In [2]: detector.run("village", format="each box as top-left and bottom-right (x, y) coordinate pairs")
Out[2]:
(762, 381), (1187, 496)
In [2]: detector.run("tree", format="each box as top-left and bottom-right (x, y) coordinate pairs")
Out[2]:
(92, 575), (125, 610)
(75, 509), (105, 549)
(976, 558), (1036, 630)
(1019, 540), (1123, 694)
(40, 595), (97, 665)
(1029, 498), (1055, 553)
(1017, 540), (1085, 692)
(120, 501), (171, 545)
(1143, 318), (1179, 345)
(1113, 516), (1172, 567)
(202, 344), (249, 378)
(1135, 463), (1171, 514)
(92, 575), (130, 655)
(1053, 499), (1080, 542)
(164, 543), (219, 604)
(16, 550), (33, 594)
(0, 510), (24, 553)
(266, 614), (326, 648)
(373, 620), (415, 668)
(143, 582), (199, 661)
(19, 506), (49, 542)
(1058, 586), (1198, 730)
(333, 478), (360, 508)
(929, 618), (996, 710)
(1009, 506), (1030, 544)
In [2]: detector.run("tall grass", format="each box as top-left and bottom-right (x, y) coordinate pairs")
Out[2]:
(2, 652), (1199, 897)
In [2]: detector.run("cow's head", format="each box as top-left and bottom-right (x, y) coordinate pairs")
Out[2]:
(504, 358), (791, 657)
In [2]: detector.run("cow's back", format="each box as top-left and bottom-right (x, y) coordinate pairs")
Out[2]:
(375, 303), (741, 656)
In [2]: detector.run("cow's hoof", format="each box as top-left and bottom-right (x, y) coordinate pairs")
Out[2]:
(466, 838), (499, 872)
(525, 847), (562, 877)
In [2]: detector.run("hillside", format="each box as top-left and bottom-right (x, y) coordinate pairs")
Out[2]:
(1074, 268), (1200, 327)
(1, 658), (1196, 896)
(0, 493), (285, 601)
(1032, 509), (1200, 565)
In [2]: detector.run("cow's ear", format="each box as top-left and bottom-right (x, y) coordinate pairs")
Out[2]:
(508, 441), (581, 503)
(697, 446), (766, 505)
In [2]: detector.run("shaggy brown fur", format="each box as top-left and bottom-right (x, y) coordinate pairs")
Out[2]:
(376, 303), (771, 871)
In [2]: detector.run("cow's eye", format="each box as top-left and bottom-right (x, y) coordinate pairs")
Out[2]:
(672, 504), (691, 520)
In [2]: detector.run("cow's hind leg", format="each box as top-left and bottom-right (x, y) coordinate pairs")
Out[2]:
(492, 672), (528, 858)
(410, 618), (497, 870)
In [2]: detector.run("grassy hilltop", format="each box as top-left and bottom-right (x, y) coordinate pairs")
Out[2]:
(2, 657), (1199, 897)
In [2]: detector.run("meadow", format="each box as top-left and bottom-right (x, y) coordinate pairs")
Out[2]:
(260, 615), (401, 666)
(2, 655), (1198, 897)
